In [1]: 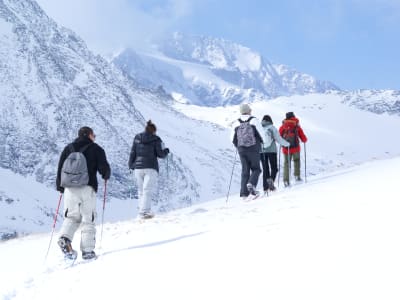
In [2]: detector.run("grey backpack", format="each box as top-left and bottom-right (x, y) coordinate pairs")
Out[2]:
(60, 144), (91, 188)
(236, 117), (256, 147)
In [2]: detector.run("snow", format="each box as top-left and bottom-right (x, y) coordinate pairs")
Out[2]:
(1, 156), (399, 299)
(0, 18), (13, 36)
(174, 93), (400, 175)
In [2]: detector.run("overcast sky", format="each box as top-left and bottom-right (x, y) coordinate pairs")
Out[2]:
(36, 0), (400, 91)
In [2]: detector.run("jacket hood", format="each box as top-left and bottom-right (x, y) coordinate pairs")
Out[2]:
(261, 120), (272, 127)
(284, 117), (299, 125)
(138, 132), (159, 144)
(72, 136), (94, 150)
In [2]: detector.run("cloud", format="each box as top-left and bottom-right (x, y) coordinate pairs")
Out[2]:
(36, 0), (201, 54)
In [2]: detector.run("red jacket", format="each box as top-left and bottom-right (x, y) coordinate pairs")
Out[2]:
(279, 117), (307, 154)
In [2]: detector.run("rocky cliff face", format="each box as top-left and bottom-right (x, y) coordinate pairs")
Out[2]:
(0, 0), (235, 239)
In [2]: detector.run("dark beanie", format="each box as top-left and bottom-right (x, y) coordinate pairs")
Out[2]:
(262, 115), (273, 124)
(145, 120), (157, 134)
(286, 112), (295, 119)
(78, 126), (93, 138)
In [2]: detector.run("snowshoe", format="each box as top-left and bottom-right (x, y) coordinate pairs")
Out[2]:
(58, 236), (77, 261)
(82, 251), (97, 260)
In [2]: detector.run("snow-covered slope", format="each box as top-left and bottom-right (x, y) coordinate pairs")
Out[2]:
(0, 0), (236, 238)
(1, 156), (400, 300)
(174, 93), (400, 175)
(112, 32), (339, 106)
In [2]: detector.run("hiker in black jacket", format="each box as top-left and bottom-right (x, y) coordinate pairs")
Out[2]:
(128, 120), (169, 219)
(56, 126), (110, 260)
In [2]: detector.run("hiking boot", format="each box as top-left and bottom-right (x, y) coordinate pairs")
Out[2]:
(82, 251), (97, 260)
(267, 178), (276, 191)
(58, 236), (77, 260)
(246, 183), (259, 196)
(140, 212), (155, 219)
(284, 181), (290, 187)
(295, 176), (303, 182)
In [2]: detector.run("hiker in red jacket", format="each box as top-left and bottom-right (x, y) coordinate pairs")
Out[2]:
(279, 112), (307, 187)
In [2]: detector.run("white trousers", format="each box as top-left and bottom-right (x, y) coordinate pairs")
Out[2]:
(59, 186), (97, 252)
(134, 168), (158, 215)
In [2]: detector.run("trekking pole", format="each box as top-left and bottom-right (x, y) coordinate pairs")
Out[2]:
(278, 146), (281, 188)
(44, 193), (63, 262)
(99, 180), (107, 249)
(304, 142), (307, 183)
(287, 147), (291, 186)
(226, 149), (238, 203)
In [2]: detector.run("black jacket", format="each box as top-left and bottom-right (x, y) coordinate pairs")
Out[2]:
(56, 137), (111, 193)
(128, 132), (168, 172)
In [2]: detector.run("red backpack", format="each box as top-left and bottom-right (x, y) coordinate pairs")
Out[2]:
(281, 120), (299, 148)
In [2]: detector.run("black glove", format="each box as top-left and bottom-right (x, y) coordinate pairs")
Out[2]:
(164, 148), (170, 154)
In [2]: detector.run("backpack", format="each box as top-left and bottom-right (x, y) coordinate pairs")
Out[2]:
(262, 127), (274, 148)
(281, 121), (299, 148)
(60, 144), (92, 188)
(235, 117), (257, 147)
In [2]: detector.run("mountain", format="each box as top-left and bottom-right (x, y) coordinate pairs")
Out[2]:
(0, 0), (235, 239)
(112, 32), (340, 106)
(341, 89), (400, 115)
(2, 156), (400, 299)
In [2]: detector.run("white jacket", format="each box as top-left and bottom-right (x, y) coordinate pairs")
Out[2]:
(230, 114), (264, 144)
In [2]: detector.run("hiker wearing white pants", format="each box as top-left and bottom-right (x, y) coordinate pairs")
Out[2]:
(128, 120), (170, 219)
(134, 168), (158, 215)
(59, 186), (97, 252)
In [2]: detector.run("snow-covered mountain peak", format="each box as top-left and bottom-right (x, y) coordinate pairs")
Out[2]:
(113, 32), (339, 106)
(163, 32), (264, 72)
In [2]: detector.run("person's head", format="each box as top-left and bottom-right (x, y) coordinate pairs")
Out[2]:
(239, 103), (251, 115)
(262, 115), (273, 124)
(78, 126), (95, 141)
(286, 112), (295, 119)
(145, 120), (157, 134)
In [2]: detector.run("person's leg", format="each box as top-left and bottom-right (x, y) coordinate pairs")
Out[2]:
(248, 151), (261, 188)
(140, 169), (158, 215)
(135, 169), (145, 213)
(59, 187), (82, 242)
(80, 186), (97, 253)
(293, 152), (301, 179)
(260, 153), (268, 191)
(283, 154), (289, 184)
(239, 152), (250, 197)
(269, 153), (278, 182)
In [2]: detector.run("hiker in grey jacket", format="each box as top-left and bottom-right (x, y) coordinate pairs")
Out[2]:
(129, 120), (169, 219)
(231, 103), (264, 198)
(260, 115), (289, 192)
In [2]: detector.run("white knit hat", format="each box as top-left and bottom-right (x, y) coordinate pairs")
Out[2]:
(239, 103), (251, 114)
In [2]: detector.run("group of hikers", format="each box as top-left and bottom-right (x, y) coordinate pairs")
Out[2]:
(232, 103), (307, 199)
(53, 104), (307, 261)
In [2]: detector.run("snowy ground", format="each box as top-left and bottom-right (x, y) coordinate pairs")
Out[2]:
(1, 156), (399, 300)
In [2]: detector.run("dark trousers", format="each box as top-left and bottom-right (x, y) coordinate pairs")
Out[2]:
(238, 151), (261, 197)
(260, 152), (278, 191)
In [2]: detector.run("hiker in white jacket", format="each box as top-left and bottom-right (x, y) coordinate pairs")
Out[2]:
(260, 115), (289, 192)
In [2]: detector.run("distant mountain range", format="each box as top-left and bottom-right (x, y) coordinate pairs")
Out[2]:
(112, 32), (339, 106)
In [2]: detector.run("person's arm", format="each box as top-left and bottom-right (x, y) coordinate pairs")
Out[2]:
(128, 139), (136, 169)
(272, 127), (290, 147)
(155, 138), (169, 158)
(297, 126), (308, 143)
(56, 147), (68, 193)
(97, 147), (111, 180)
(250, 117), (264, 143)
